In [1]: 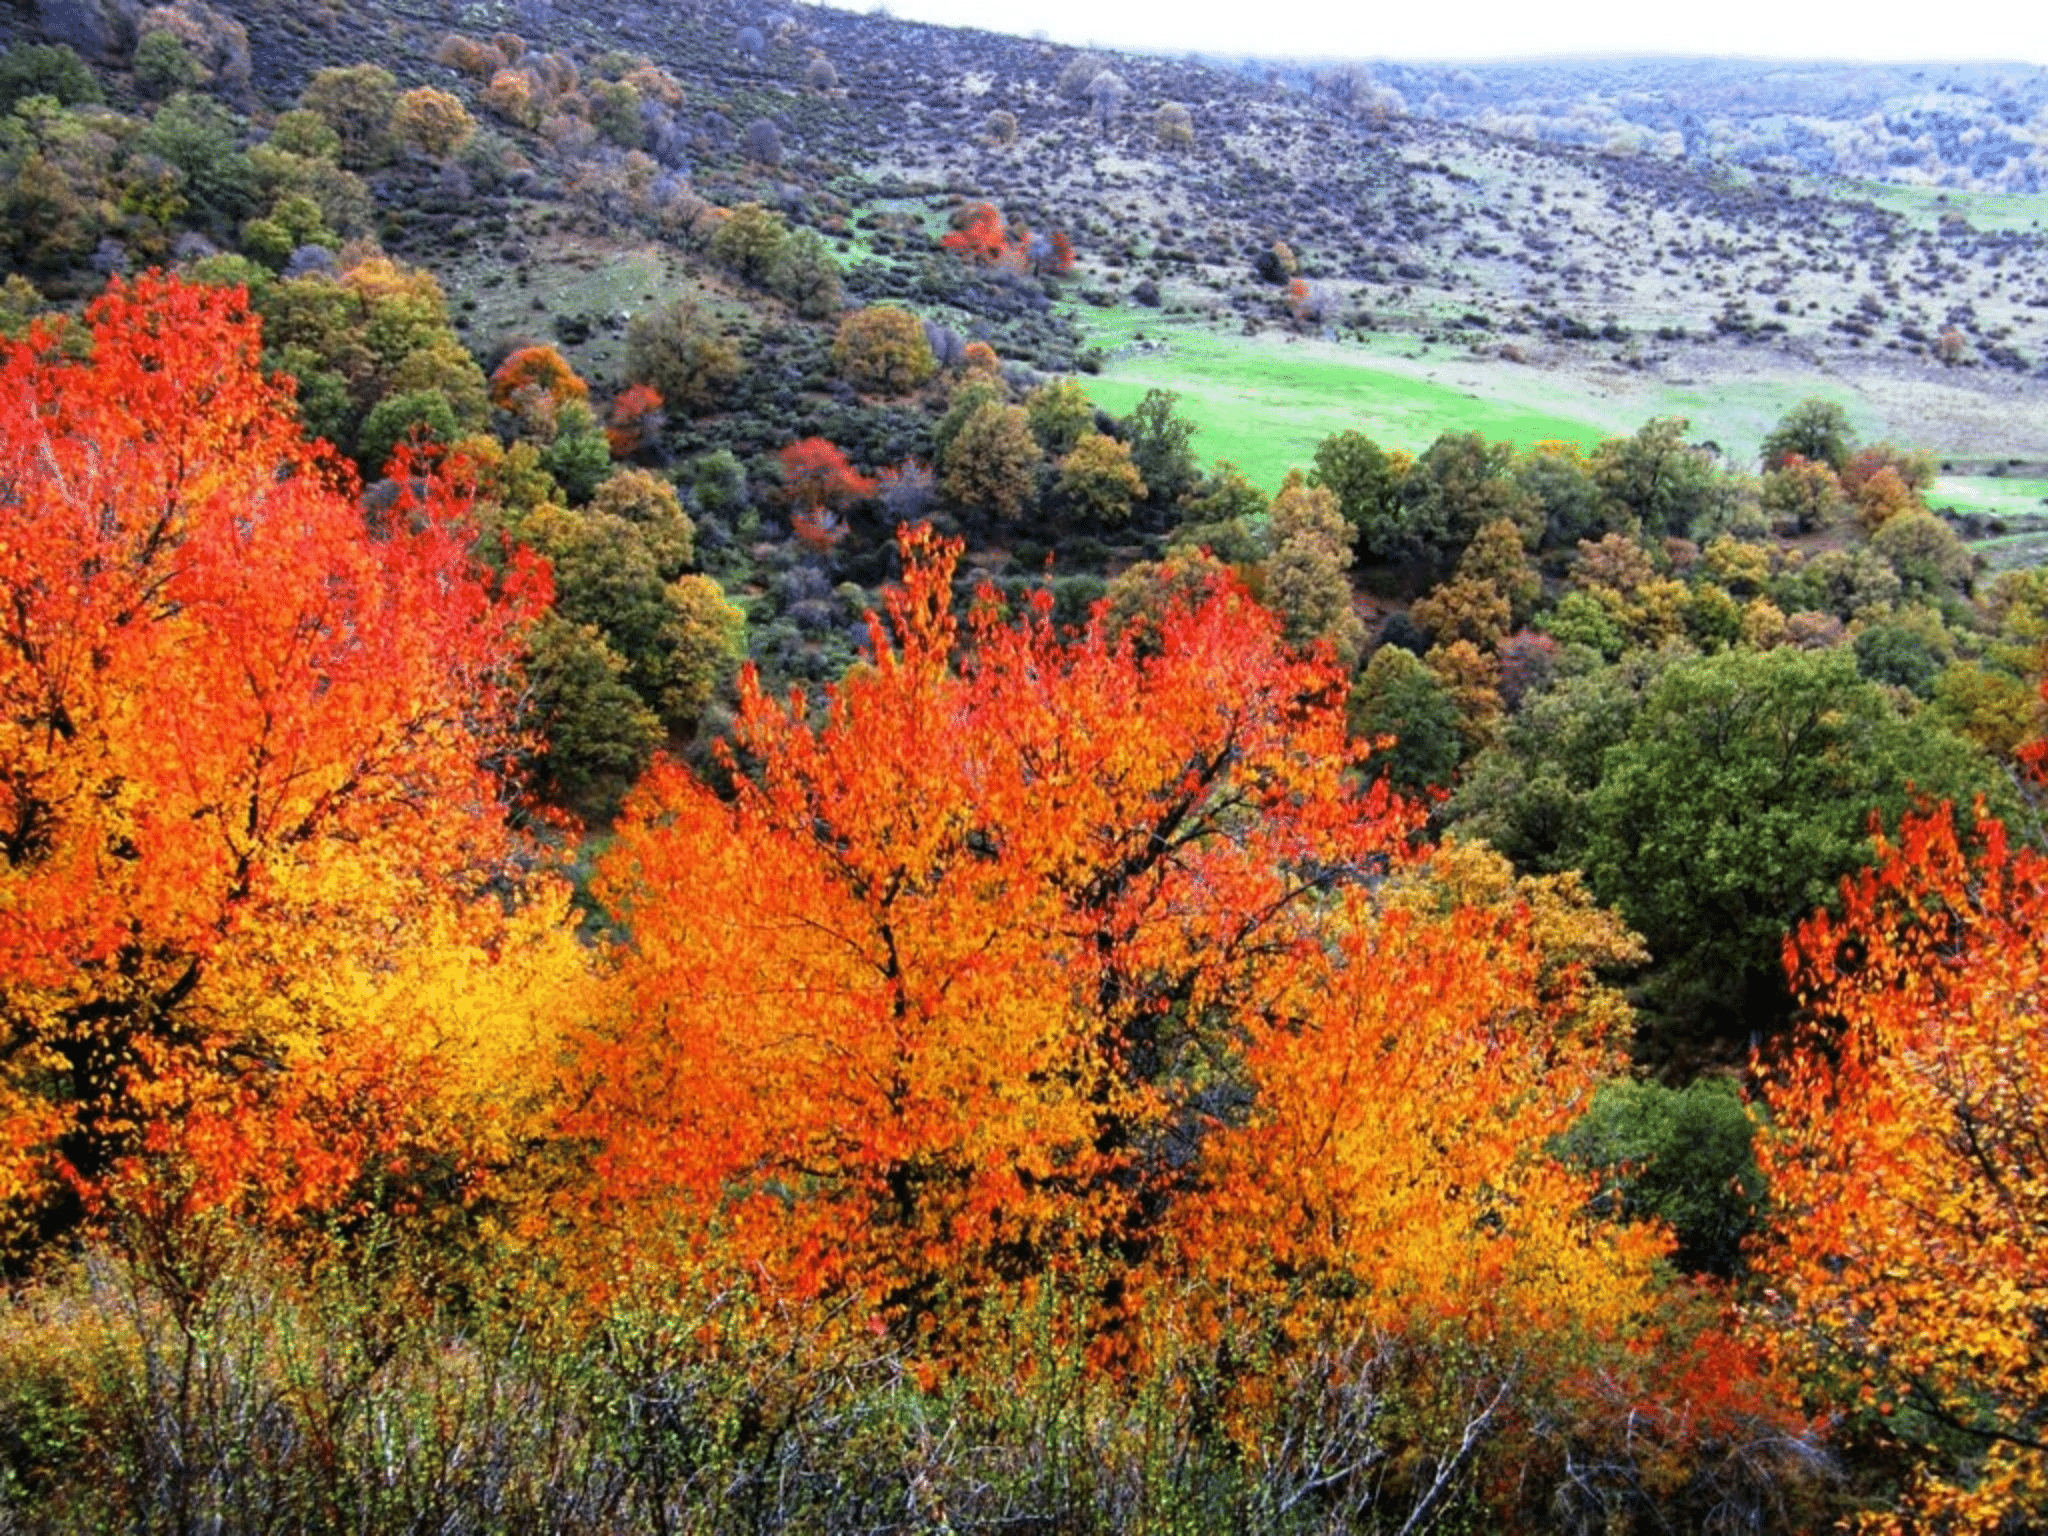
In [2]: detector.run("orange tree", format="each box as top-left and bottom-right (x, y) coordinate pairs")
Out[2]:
(1763, 801), (2048, 1529)
(570, 528), (1676, 1346)
(0, 274), (585, 1257)
(490, 342), (589, 439)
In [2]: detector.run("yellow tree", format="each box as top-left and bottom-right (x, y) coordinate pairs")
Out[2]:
(1763, 801), (2048, 1529)
(570, 530), (1675, 1379)
(0, 275), (587, 1255)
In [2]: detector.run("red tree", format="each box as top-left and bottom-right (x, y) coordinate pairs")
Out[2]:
(941, 201), (1012, 266)
(0, 274), (575, 1249)
(605, 382), (665, 458)
(779, 435), (875, 552)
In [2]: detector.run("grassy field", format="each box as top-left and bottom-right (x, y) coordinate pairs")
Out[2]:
(1933, 475), (2048, 519)
(1939, 476), (2048, 571)
(1071, 311), (1612, 489)
(1067, 308), (1937, 490)
(1830, 178), (2048, 234)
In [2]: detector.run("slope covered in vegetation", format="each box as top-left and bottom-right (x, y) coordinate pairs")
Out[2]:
(3, 3), (2048, 1529)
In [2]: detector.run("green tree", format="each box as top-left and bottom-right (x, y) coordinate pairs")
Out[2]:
(1121, 388), (1199, 504)
(1853, 613), (1952, 698)
(356, 387), (458, 476)
(518, 507), (738, 734)
(522, 612), (663, 820)
(941, 400), (1040, 522)
(265, 107), (341, 160)
(1513, 441), (1607, 551)
(625, 299), (743, 415)
(1591, 416), (1725, 539)
(1759, 397), (1855, 472)
(1350, 644), (1464, 794)
(1576, 648), (2004, 1044)
(0, 44), (102, 113)
(1172, 461), (1268, 565)
(135, 91), (255, 228)
(133, 29), (202, 99)
(1555, 1077), (1763, 1277)
(1309, 429), (1402, 555)
(539, 398), (613, 504)
(1398, 431), (1534, 571)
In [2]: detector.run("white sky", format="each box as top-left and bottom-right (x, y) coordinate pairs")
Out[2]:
(818, 0), (2048, 66)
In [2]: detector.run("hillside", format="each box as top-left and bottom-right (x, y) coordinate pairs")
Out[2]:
(11, 6), (2048, 1531)
(10, 0), (2047, 466)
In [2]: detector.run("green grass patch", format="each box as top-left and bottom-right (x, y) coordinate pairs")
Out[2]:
(1933, 476), (2048, 519)
(1829, 178), (2048, 234)
(1071, 313), (1608, 491)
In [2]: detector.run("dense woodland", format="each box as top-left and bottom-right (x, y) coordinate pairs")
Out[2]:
(4, 2), (2048, 1532)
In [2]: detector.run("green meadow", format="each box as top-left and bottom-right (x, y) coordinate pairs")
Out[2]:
(1067, 310), (1922, 492)
(1830, 178), (2048, 234)
(1072, 312), (1609, 490)
(1933, 475), (2048, 519)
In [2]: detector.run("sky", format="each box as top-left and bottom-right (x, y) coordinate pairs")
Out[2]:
(816, 0), (2048, 66)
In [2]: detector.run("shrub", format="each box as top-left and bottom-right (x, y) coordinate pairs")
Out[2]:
(832, 306), (936, 396)
(390, 87), (474, 159)
(625, 300), (743, 416)
(434, 33), (505, 79)
(1555, 1077), (1764, 1277)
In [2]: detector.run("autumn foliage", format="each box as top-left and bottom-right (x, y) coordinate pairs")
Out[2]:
(778, 435), (874, 552)
(570, 530), (1667, 1350)
(603, 381), (664, 458)
(940, 201), (1075, 276)
(489, 342), (589, 438)
(0, 275), (1876, 1528)
(1764, 801), (2048, 1529)
(0, 275), (583, 1252)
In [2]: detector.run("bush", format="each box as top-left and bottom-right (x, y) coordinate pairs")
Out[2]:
(832, 306), (936, 396)
(625, 300), (743, 416)
(356, 388), (458, 476)
(1555, 1076), (1764, 1277)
